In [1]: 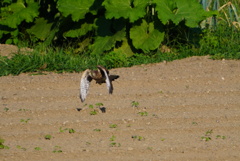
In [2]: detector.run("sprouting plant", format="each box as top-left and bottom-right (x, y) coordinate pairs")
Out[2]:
(86, 142), (91, 146)
(147, 147), (153, 150)
(16, 145), (26, 151)
(201, 129), (213, 141)
(109, 124), (117, 128)
(4, 107), (9, 112)
(44, 134), (52, 140)
(138, 111), (148, 116)
(20, 118), (30, 123)
(34, 147), (41, 151)
(205, 129), (213, 135)
(109, 135), (116, 141)
(59, 127), (68, 133)
(68, 128), (75, 134)
(88, 104), (94, 109)
(19, 109), (30, 111)
(192, 122), (198, 125)
(131, 101), (139, 108)
(109, 135), (121, 147)
(201, 136), (211, 141)
(90, 110), (98, 115)
(95, 102), (104, 108)
(93, 128), (101, 132)
(216, 135), (226, 139)
(53, 146), (62, 153)
(0, 138), (10, 149)
(161, 138), (166, 141)
(109, 142), (121, 147)
(132, 135), (145, 141)
(152, 114), (158, 117)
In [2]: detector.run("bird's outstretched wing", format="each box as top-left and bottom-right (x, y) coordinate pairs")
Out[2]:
(97, 66), (113, 94)
(80, 69), (92, 102)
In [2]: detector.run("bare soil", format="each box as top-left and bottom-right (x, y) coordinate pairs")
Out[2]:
(1, 48), (240, 160)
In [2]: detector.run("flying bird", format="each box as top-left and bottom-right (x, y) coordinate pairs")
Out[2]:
(80, 65), (119, 102)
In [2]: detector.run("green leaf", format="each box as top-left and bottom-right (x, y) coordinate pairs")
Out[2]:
(130, 19), (164, 53)
(27, 18), (53, 41)
(90, 17), (126, 55)
(103, 0), (148, 22)
(154, 0), (216, 27)
(91, 29), (125, 55)
(113, 38), (134, 57)
(63, 22), (94, 38)
(57, 0), (95, 21)
(0, 1), (39, 28)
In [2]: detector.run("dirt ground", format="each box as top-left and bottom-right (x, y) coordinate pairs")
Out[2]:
(1, 47), (240, 160)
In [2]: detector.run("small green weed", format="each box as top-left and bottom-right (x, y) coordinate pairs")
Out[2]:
(192, 122), (198, 125)
(59, 127), (68, 133)
(138, 111), (148, 116)
(52, 146), (62, 153)
(131, 101), (139, 108)
(95, 102), (104, 108)
(19, 109), (30, 112)
(201, 129), (213, 142)
(34, 147), (41, 151)
(109, 124), (117, 128)
(4, 107), (9, 112)
(88, 104), (94, 109)
(93, 128), (101, 132)
(109, 135), (121, 147)
(44, 134), (52, 140)
(109, 142), (121, 147)
(109, 135), (116, 141)
(201, 136), (212, 141)
(132, 135), (145, 141)
(20, 118), (30, 123)
(216, 135), (226, 139)
(86, 142), (91, 146)
(16, 145), (26, 151)
(0, 138), (10, 149)
(205, 129), (213, 135)
(90, 110), (98, 115)
(147, 147), (153, 150)
(68, 128), (75, 134)
(161, 138), (166, 141)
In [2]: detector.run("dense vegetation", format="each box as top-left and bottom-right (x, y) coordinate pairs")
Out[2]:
(0, 0), (239, 76)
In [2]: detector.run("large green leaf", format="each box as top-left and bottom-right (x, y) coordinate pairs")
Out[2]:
(63, 23), (94, 38)
(113, 38), (134, 57)
(0, 1), (39, 28)
(103, 0), (148, 22)
(154, 0), (216, 27)
(130, 19), (164, 53)
(90, 17), (126, 55)
(26, 18), (53, 41)
(91, 29), (126, 55)
(57, 0), (95, 21)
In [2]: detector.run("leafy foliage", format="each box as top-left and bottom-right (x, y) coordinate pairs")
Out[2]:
(130, 20), (164, 53)
(1, 0), (239, 76)
(57, 0), (96, 21)
(103, 0), (148, 22)
(0, 0), (216, 53)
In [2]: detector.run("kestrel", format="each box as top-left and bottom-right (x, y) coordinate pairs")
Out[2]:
(80, 65), (119, 102)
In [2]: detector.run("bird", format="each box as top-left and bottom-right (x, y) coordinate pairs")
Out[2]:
(80, 65), (119, 102)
